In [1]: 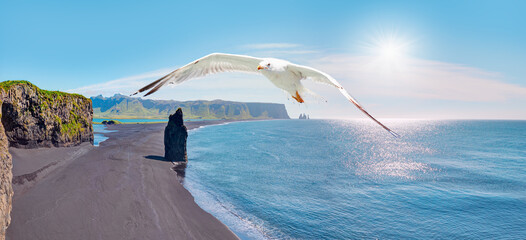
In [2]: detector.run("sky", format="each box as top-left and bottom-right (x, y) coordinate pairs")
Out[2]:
(1, 0), (525, 119)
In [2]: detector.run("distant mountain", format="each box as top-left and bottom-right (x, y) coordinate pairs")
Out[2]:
(91, 94), (290, 120)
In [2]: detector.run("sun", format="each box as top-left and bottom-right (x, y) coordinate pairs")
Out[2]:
(377, 38), (408, 61)
(379, 41), (403, 59)
(358, 29), (415, 71)
(362, 30), (412, 62)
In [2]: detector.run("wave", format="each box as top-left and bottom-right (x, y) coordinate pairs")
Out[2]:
(184, 178), (273, 240)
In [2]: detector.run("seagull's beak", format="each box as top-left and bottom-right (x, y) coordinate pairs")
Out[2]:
(257, 65), (264, 70)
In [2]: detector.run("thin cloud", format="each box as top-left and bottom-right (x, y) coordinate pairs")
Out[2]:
(307, 55), (526, 102)
(252, 50), (319, 57)
(242, 43), (300, 49)
(69, 53), (526, 103)
(67, 67), (174, 96)
(67, 67), (273, 99)
(67, 52), (526, 119)
(241, 43), (319, 60)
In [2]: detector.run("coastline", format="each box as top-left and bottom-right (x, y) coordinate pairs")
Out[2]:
(6, 121), (240, 240)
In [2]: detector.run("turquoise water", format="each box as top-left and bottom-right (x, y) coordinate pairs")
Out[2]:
(93, 118), (222, 123)
(184, 120), (526, 239)
(93, 124), (116, 146)
(93, 118), (168, 123)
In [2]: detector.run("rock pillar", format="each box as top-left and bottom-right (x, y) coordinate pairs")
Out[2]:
(164, 108), (188, 163)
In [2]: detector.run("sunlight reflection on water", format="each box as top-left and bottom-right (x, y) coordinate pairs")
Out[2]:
(328, 119), (439, 180)
(185, 119), (526, 239)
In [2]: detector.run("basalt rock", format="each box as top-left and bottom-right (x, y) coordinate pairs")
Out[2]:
(0, 105), (13, 240)
(164, 108), (188, 163)
(0, 81), (94, 148)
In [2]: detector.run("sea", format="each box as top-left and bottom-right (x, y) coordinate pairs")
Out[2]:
(93, 118), (220, 123)
(91, 118), (218, 146)
(93, 118), (168, 123)
(93, 124), (113, 146)
(183, 119), (526, 239)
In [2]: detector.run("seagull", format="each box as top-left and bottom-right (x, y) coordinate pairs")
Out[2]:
(132, 53), (399, 137)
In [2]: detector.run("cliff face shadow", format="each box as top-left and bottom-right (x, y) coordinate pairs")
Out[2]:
(144, 155), (170, 162)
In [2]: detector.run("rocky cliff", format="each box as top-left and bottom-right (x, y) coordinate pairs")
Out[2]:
(0, 104), (13, 240)
(0, 81), (94, 148)
(164, 108), (188, 163)
(0, 80), (94, 239)
(92, 94), (290, 120)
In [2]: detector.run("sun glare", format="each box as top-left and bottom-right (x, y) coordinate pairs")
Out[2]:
(358, 29), (415, 72)
(379, 41), (404, 59)
(361, 29), (413, 63)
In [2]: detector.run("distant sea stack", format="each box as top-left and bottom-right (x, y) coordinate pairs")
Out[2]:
(299, 113), (310, 119)
(0, 80), (94, 148)
(0, 109), (12, 240)
(164, 108), (188, 163)
(91, 94), (290, 120)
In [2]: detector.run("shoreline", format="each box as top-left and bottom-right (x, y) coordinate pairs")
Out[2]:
(6, 120), (240, 240)
(182, 119), (281, 240)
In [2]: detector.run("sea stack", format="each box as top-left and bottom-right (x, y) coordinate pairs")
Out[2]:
(299, 113), (309, 119)
(164, 108), (188, 163)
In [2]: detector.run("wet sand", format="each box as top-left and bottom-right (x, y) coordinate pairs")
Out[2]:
(6, 121), (239, 240)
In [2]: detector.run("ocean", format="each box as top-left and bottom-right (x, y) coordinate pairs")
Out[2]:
(93, 118), (168, 123)
(183, 119), (526, 239)
(93, 118), (222, 123)
(93, 124), (112, 146)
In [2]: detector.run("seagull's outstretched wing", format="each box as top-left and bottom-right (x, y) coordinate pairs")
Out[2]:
(133, 53), (263, 96)
(288, 64), (400, 137)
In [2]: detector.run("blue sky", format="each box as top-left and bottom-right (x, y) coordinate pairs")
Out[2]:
(1, 0), (525, 119)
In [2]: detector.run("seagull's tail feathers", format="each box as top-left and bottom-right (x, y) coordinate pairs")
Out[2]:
(339, 88), (400, 138)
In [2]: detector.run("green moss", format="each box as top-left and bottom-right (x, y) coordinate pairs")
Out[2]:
(61, 121), (81, 137)
(0, 80), (35, 91)
(40, 101), (49, 111)
(61, 112), (83, 137)
(0, 80), (87, 100)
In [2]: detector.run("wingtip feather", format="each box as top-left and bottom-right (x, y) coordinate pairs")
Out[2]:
(389, 130), (401, 138)
(143, 81), (166, 97)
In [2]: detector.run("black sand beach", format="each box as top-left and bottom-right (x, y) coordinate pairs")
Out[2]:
(6, 121), (239, 240)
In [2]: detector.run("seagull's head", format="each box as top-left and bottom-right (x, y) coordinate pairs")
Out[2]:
(257, 60), (272, 71)
(257, 58), (288, 71)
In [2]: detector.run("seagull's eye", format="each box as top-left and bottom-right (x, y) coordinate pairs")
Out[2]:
(267, 63), (271, 67)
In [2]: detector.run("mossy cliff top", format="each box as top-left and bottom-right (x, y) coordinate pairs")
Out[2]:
(0, 80), (87, 100)
(0, 80), (94, 148)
